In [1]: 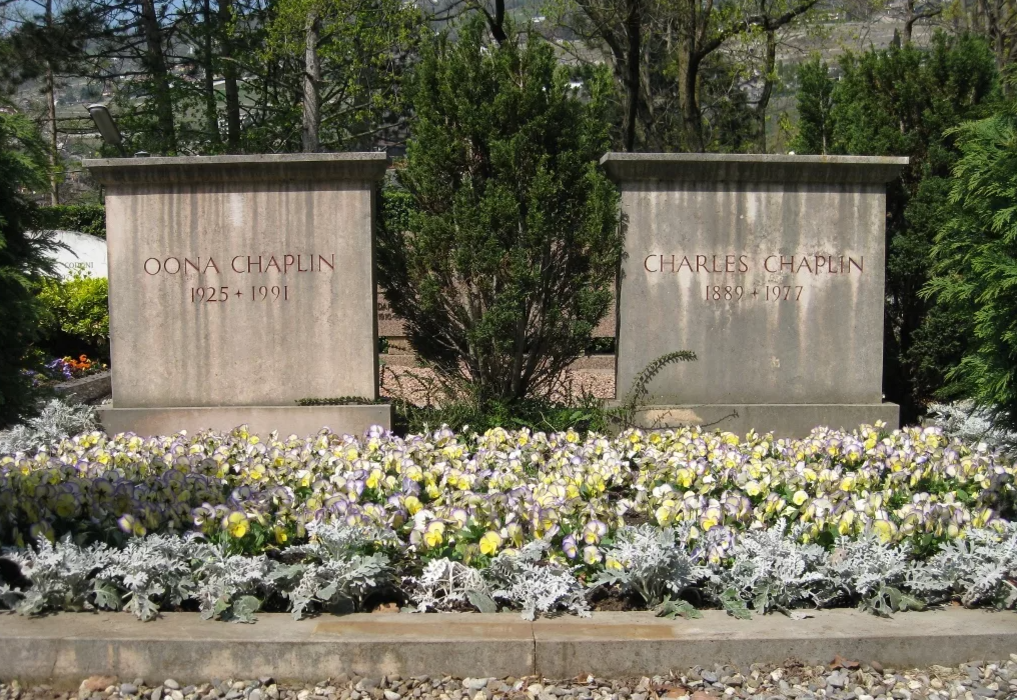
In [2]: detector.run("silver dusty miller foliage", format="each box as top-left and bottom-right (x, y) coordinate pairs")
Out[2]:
(719, 520), (832, 615)
(908, 523), (1017, 608)
(926, 401), (1017, 457)
(271, 521), (393, 620)
(4, 523), (1017, 621)
(486, 541), (590, 620)
(0, 399), (98, 454)
(0, 534), (112, 615)
(594, 524), (708, 607)
(190, 540), (272, 623)
(825, 535), (923, 617)
(97, 534), (198, 621)
(407, 558), (493, 613)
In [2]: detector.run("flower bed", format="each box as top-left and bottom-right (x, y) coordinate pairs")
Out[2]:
(1, 423), (1015, 621)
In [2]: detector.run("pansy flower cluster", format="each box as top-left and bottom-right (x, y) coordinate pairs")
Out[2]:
(0, 423), (1014, 570)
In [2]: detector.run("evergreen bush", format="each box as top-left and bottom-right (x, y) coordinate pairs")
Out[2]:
(0, 110), (59, 426)
(924, 102), (1017, 431)
(378, 18), (621, 407)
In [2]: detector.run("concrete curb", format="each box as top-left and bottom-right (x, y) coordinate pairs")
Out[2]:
(2, 609), (1016, 685)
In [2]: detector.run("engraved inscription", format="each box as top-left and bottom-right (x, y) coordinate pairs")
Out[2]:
(144, 252), (333, 305)
(648, 251), (863, 305)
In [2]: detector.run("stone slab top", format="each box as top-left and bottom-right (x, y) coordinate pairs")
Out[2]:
(84, 152), (389, 185)
(2, 608), (1015, 685)
(600, 152), (909, 184)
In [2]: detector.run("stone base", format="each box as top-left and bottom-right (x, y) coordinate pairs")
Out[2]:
(616, 403), (900, 437)
(98, 404), (391, 438)
(54, 370), (112, 403)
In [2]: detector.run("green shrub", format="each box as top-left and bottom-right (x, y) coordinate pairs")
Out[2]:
(924, 102), (1017, 431)
(34, 205), (106, 238)
(377, 18), (621, 407)
(37, 273), (110, 361)
(0, 111), (59, 426)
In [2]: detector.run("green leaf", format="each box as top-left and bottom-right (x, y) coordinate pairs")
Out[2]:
(92, 583), (121, 611)
(466, 589), (498, 613)
(655, 596), (702, 620)
(317, 582), (338, 602)
(232, 596), (262, 623)
(720, 587), (752, 620)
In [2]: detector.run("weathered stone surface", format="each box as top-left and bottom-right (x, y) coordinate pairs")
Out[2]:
(603, 153), (907, 433)
(98, 405), (391, 439)
(85, 154), (388, 435)
(1, 609), (1014, 684)
(54, 370), (112, 403)
(619, 403), (900, 438)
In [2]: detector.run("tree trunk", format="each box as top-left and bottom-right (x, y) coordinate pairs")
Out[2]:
(218, 0), (241, 152)
(302, 10), (320, 153)
(490, 0), (507, 43)
(45, 62), (59, 205)
(45, 0), (59, 205)
(139, 0), (177, 154)
(904, 0), (915, 42)
(755, 30), (776, 154)
(623, 0), (641, 151)
(202, 0), (220, 146)
(679, 52), (704, 152)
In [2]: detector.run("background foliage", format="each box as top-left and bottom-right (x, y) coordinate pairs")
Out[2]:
(37, 272), (109, 361)
(34, 204), (105, 238)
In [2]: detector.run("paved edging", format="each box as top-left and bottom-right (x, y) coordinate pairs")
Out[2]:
(54, 371), (111, 403)
(1, 609), (1014, 685)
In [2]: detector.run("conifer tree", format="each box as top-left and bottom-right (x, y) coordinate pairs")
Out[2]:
(0, 111), (59, 425)
(378, 18), (621, 404)
(925, 102), (1017, 429)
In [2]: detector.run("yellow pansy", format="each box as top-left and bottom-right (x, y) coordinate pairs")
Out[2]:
(871, 519), (895, 543)
(700, 507), (721, 531)
(479, 531), (502, 556)
(225, 511), (249, 539)
(655, 504), (673, 525)
(424, 521), (445, 548)
(837, 510), (855, 535)
(366, 469), (383, 489)
(404, 495), (423, 515)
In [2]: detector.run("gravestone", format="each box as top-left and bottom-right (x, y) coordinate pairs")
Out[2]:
(41, 230), (108, 278)
(84, 153), (390, 437)
(603, 153), (908, 437)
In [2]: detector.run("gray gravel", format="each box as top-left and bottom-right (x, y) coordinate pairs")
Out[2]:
(3, 656), (1017, 700)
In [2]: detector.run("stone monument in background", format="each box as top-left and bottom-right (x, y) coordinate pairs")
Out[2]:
(603, 153), (908, 437)
(85, 153), (390, 437)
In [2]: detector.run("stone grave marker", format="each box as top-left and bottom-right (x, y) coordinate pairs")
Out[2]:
(602, 153), (908, 436)
(84, 153), (390, 437)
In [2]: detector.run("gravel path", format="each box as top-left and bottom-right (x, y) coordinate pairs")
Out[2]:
(4, 657), (1017, 700)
